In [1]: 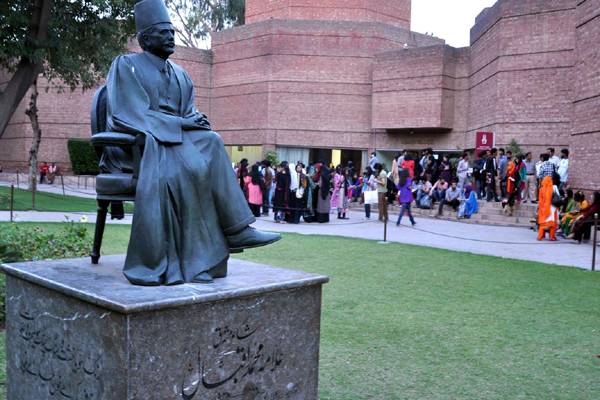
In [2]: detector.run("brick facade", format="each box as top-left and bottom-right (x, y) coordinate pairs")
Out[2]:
(569, 0), (600, 193)
(0, 0), (598, 193)
(246, 0), (411, 29)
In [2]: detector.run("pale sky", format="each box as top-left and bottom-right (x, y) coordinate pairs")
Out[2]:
(411, 0), (499, 47)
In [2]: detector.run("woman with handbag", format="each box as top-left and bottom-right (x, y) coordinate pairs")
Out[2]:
(290, 163), (307, 224)
(361, 167), (377, 219)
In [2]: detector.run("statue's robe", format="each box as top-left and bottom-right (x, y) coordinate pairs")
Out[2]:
(105, 51), (255, 285)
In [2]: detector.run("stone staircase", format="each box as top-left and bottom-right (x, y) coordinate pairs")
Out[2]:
(351, 200), (537, 228)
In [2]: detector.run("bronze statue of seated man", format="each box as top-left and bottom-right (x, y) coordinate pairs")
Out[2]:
(101, 0), (280, 285)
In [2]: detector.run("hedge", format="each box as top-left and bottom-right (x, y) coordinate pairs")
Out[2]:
(67, 139), (100, 175)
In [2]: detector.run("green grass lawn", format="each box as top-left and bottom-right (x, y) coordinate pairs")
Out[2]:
(2, 222), (600, 399)
(0, 186), (133, 213)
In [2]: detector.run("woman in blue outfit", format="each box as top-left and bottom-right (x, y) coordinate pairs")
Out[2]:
(459, 185), (479, 219)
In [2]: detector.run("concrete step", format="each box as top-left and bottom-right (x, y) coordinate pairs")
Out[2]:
(350, 201), (534, 228)
(478, 201), (538, 211)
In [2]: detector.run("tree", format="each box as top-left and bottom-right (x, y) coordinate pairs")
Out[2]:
(0, 0), (137, 192)
(507, 139), (524, 159)
(0, 0), (137, 138)
(165, 0), (245, 48)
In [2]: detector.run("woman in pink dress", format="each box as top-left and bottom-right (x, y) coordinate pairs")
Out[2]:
(244, 164), (264, 217)
(331, 166), (348, 219)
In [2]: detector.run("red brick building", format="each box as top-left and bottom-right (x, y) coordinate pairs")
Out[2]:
(0, 0), (598, 193)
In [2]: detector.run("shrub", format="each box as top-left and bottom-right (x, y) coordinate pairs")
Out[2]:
(0, 222), (92, 263)
(0, 222), (93, 326)
(265, 150), (279, 166)
(507, 139), (524, 159)
(67, 139), (100, 175)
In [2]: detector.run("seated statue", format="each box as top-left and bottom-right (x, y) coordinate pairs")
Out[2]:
(103, 0), (280, 285)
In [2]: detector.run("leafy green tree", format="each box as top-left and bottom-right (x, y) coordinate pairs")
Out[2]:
(0, 0), (136, 192)
(0, 0), (137, 137)
(166, 0), (245, 48)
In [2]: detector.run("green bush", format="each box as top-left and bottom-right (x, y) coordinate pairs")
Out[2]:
(507, 139), (524, 159)
(67, 139), (100, 175)
(0, 222), (93, 326)
(0, 222), (92, 263)
(265, 150), (278, 166)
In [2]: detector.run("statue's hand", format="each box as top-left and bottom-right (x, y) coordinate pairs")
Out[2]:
(182, 114), (211, 130)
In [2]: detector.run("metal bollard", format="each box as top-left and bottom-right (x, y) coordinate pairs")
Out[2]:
(16, 170), (19, 188)
(378, 204), (390, 245)
(10, 184), (14, 222)
(593, 213), (598, 272)
(384, 216), (388, 242)
(61, 175), (65, 196)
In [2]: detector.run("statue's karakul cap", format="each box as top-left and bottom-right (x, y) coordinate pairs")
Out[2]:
(134, 0), (172, 32)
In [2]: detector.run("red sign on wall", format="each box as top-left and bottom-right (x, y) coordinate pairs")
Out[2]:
(476, 131), (495, 151)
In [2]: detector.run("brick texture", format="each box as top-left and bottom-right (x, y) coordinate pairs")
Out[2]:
(246, 0), (411, 29)
(569, 0), (600, 193)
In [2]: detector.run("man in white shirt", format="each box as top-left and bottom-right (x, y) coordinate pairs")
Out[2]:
(547, 147), (560, 166)
(557, 148), (569, 190)
(368, 152), (379, 170)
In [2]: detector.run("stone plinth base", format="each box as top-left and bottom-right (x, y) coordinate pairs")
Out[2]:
(1, 255), (328, 400)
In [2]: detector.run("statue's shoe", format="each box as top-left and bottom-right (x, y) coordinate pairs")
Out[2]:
(227, 227), (281, 252)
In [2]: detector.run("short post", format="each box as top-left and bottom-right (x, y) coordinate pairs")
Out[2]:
(383, 216), (388, 242)
(61, 174), (65, 196)
(592, 213), (598, 272)
(378, 204), (390, 245)
(10, 184), (14, 222)
(16, 170), (19, 188)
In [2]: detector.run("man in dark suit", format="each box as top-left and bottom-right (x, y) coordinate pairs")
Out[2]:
(484, 148), (500, 202)
(103, 0), (280, 285)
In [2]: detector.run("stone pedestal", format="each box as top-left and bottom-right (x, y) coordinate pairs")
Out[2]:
(0, 255), (328, 400)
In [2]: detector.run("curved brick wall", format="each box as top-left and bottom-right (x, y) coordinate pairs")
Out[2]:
(466, 0), (577, 154)
(246, 0), (411, 29)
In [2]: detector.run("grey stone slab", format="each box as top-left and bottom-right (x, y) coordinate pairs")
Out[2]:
(2, 255), (328, 399)
(1, 254), (329, 313)
(6, 277), (128, 400)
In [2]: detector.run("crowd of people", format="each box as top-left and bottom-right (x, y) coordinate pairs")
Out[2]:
(234, 159), (358, 224)
(234, 145), (598, 244)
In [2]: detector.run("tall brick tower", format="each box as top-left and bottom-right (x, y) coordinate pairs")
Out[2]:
(246, 0), (411, 29)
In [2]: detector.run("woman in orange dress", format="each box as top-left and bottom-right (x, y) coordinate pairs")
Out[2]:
(537, 176), (558, 241)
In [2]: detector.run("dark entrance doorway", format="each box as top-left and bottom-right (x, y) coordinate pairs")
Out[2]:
(309, 148), (364, 172)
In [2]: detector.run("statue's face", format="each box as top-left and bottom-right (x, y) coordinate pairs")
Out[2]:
(143, 23), (176, 59)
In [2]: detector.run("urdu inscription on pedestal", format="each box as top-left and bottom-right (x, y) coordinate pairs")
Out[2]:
(0, 255), (328, 400)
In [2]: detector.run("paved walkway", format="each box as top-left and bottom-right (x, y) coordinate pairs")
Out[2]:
(0, 179), (97, 198)
(1, 210), (597, 271)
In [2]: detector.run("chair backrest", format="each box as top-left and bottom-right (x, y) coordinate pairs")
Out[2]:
(91, 85), (108, 135)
